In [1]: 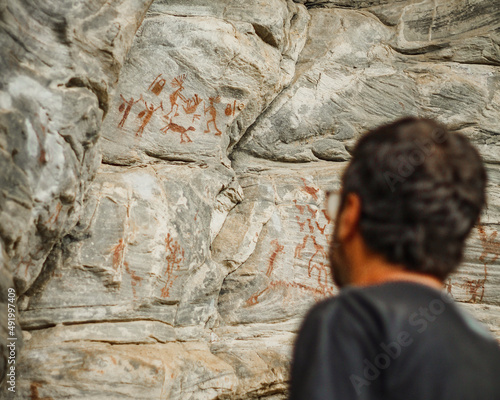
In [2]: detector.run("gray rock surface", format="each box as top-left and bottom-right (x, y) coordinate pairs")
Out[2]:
(1, 0), (500, 398)
(0, 0), (155, 390)
(234, 6), (500, 163)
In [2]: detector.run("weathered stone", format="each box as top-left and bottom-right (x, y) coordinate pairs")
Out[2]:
(0, 0), (154, 293)
(0, 0), (155, 387)
(100, 0), (309, 166)
(215, 156), (342, 329)
(1, 0), (500, 398)
(20, 163), (237, 332)
(16, 340), (237, 399)
(234, 7), (500, 164)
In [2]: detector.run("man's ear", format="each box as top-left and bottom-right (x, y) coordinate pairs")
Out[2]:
(336, 192), (361, 242)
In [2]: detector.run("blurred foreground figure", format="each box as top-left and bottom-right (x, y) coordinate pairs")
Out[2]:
(290, 117), (500, 400)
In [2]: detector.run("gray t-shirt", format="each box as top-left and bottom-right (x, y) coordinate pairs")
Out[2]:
(290, 281), (500, 400)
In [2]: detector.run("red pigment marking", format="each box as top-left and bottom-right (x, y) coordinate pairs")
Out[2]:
(294, 235), (309, 259)
(300, 178), (319, 200)
(310, 235), (327, 260)
(148, 74), (167, 96)
(182, 94), (202, 115)
(308, 259), (331, 289)
(478, 224), (500, 264)
(306, 205), (318, 218)
(246, 279), (333, 306)
(266, 239), (285, 277)
(295, 216), (306, 232)
(161, 233), (184, 298)
(204, 96), (222, 135)
(118, 94), (143, 128)
(16, 258), (35, 278)
(136, 101), (163, 137)
(124, 261), (143, 298)
(315, 221), (327, 235)
(225, 100), (245, 117)
(30, 382), (53, 400)
(247, 233), (334, 306)
(307, 235), (330, 288)
(165, 74), (187, 123)
(33, 114), (48, 164)
(160, 121), (194, 143)
(293, 199), (305, 215)
(321, 209), (332, 224)
(444, 279), (453, 294)
(456, 263), (488, 303)
(307, 218), (315, 233)
(453, 224), (499, 303)
(111, 238), (125, 271)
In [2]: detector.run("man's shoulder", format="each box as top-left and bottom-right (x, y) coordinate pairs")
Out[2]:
(307, 281), (445, 316)
(336, 280), (453, 312)
(306, 281), (498, 345)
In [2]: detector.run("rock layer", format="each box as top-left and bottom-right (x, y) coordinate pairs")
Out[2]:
(0, 0), (154, 390)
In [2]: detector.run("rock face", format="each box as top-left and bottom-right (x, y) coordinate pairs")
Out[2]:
(0, 0), (499, 398)
(0, 0), (154, 391)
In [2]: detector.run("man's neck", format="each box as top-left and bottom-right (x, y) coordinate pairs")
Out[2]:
(348, 255), (444, 291)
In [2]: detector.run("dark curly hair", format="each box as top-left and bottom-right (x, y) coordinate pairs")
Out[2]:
(340, 117), (487, 280)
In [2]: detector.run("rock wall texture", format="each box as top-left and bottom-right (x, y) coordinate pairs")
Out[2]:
(0, 0), (499, 398)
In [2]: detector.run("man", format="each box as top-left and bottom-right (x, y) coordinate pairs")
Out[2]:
(289, 117), (500, 399)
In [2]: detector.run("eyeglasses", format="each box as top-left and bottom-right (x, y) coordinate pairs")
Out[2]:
(325, 189), (342, 220)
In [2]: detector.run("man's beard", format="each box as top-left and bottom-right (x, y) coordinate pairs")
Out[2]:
(328, 222), (350, 288)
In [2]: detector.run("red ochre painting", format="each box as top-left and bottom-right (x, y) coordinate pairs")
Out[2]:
(246, 193), (335, 306)
(445, 224), (500, 303)
(115, 73), (245, 144)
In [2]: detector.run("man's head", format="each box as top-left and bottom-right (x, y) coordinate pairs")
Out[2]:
(328, 117), (487, 288)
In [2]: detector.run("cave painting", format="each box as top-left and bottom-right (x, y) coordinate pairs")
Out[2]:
(448, 224), (500, 303)
(315, 221), (327, 235)
(247, 280), (332, 306)
(321, 208), (332, 224)
(136, 101), (163, 137)
(225, 100), (245, 117)
(161, 233), (184, 298)
(111, 238), (126, 272)
(266, 239), (285, 277)
(301, 178), (320, 201)
(292, 199), (334, 293)
(478, 224), (500, 265)
(246, 195), (335, 306)
(118, 94), (143, 128)
(293, 233), (331, 293)
(116, 73), (245, 143)
(293, 199), (305, 214)
(108, 229), (143, 298)
(161, 121), (194, 143)
(148, 74), (166, 96)
(183, 94), (202, 116)
(124, 262), (143, 298)
(30, 382), (53, 400)
(204, 96), (222, 135)
(164, 74), (187, 124)
(294, 235), (307, 259)
(308, 236), (330, 289)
